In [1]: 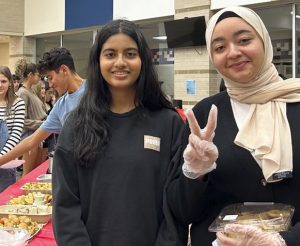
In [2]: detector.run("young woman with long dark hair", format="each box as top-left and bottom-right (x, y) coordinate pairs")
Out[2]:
(52, 19), (188, 246)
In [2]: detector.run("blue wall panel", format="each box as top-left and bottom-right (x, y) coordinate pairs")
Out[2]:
(65, 0), (113, 30)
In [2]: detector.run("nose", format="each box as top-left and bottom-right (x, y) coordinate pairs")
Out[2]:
(115, 54), (126, 67)
(227, 43), (241, 58)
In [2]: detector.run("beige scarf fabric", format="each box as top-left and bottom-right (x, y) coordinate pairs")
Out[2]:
(206, 6), (300, 182)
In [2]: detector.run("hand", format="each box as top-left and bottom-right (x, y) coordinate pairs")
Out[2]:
(182, 105), (218, 178)
(217, 224), (286, 246)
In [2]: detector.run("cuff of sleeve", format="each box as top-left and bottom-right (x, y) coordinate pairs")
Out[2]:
(182, 162), (216, 179)
(182, 162), (202, 179)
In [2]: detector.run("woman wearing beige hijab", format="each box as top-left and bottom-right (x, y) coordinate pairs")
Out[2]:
(179, 6), (300, 246)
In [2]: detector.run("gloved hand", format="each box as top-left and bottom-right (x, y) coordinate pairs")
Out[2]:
(216, 224), (286, 246)
(182, 104), (219, 179)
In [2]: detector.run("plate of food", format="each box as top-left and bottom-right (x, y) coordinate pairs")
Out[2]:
(0, 160), (25, 169)
(20, 182), (52, 194)
(0, 205), (52, 224)
(8, 192), (52, 206)
(0, 214), (41, 236)
(209, 202), (295, 233)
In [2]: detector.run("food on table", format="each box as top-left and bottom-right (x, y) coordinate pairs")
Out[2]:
(1, 205), (51, 215)
(0, 214), (39, 235)
(21, 182), (52, 192)
(8, 192), (52, 206)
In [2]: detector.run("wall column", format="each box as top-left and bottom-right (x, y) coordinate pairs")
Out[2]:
(9, 36), (36, 72)
(173, 0), (220, 109)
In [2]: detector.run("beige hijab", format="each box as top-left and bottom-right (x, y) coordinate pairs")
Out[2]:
(206, 6), (300, 182)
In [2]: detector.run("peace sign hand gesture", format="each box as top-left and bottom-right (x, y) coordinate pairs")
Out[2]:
(182, 105), (219, 179)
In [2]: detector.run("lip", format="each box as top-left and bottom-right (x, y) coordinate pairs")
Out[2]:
(229, 61), (249, 69)
(112, 71), (129, 79)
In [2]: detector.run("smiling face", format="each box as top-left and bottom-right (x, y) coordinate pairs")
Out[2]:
(210, 17), (265, 83)
(99, 33), (142, 94)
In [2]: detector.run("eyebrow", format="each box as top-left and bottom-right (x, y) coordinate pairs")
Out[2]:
(211, 29), (252, 44)
(101, 47), (138, 53)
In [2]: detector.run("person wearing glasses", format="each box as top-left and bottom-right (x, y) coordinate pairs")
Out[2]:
(15, 59), (47, 175)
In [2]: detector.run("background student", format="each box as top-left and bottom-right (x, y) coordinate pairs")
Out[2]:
(0, 48), (85, 171)
(15, 59), (47, 175)
(0, 66), (25, 191)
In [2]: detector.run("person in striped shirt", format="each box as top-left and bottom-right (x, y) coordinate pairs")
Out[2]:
(0, 66), (25, 191)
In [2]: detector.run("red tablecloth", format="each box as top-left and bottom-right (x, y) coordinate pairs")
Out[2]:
(0, 160), (57, 246)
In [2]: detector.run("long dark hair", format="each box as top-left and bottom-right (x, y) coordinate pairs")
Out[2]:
(0, 66), (17, 116)
(72, 19), (173, 166)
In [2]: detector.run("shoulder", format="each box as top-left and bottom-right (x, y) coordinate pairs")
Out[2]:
(16, 87), (26, 95)
(194, 91), (229, 110)
(145, 108), (185, 131)
(56, 113), (75, 151)
(51, 93), (68, 110)
(17, 88), (31, 100)
(287, 102), (300, 121)
(147, 107), (182, 121)
(192, 91), (230, 126)
(13, 97), (25, 106)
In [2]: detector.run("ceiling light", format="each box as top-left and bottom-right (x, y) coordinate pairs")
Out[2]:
(153, 36), (167, 40)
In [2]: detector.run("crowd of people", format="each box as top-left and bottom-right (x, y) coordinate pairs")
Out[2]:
(0, 5), (299, 246)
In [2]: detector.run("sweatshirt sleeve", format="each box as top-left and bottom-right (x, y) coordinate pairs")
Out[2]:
(167, 106), (212, 225)
(156, 114), (189, 245)
(18, 88), (44, 130)
(0, 99), (25, 155)
(280, 222), (300, 246)
(52, 145), (92, 246)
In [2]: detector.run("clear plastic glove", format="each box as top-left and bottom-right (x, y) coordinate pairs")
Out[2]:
(216, 224), (286, 246)
(182, 105), (219, 179)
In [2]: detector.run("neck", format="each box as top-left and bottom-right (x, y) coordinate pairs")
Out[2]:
(0, 95), (6, 104)
(110, 90), (136, 113)
(23, 79), (32, 89)
(67, 73), (84, 93)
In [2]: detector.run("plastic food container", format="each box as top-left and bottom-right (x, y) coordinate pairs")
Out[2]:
(0, 228), (30, 246)
(36, 174), (52, 182)
(209, 202), (295, 233)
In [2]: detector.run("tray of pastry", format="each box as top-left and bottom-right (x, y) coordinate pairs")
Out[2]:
(20, 182), (52, 194)
(0, 214), (42, 236)
(209, 202), (295, 233)
(0, 205), (52, 224)
(8, 192), (52, 206)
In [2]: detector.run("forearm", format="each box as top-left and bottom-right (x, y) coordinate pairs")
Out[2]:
(0, 128), (50, 165)
(0, 136), (34, 164)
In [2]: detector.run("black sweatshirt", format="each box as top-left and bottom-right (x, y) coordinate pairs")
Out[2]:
(52, 107), (188, 246)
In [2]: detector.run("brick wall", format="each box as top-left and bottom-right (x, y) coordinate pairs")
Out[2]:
(0, 0), (24, 34)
